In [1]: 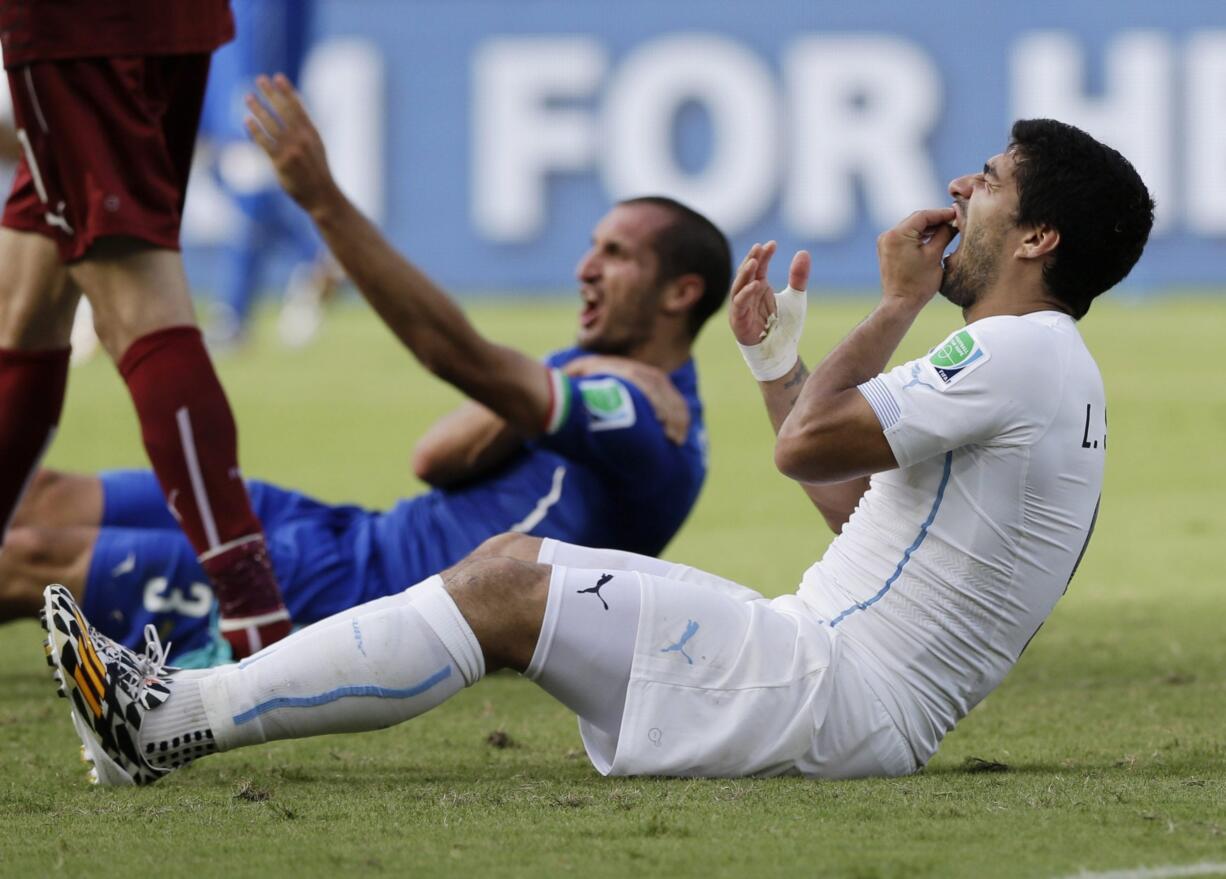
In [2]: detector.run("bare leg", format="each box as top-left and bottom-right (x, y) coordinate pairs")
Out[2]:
(464, 532), (544, 564)
(0, 526), (94, 620)
(441, 555), (550, 672)
(71, 239), (195, 360)
(9, 469), (104, 530)
(0, 228), (79, 350)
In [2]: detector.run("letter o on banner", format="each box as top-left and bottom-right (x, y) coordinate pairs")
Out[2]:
(602, 34), (779, 234)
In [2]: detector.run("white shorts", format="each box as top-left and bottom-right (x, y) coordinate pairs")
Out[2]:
(537, 540), (917, 780)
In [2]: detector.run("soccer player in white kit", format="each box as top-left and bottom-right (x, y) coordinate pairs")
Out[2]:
(43, 116), (1154, 785)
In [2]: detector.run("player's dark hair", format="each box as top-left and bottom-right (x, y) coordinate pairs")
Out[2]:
(1008, 119), (1155, 319)
(619, 196), (732, 338)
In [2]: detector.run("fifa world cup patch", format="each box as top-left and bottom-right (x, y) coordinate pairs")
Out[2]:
(927, 329), (990, 388)
(578, 377), (636, 431)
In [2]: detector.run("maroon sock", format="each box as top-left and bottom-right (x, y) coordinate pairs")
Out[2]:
(118, 327), (290, 657)
(117, 326), (263, 554)
(0, 347), (70, 535)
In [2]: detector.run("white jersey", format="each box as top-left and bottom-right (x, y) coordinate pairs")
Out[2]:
(799, 311), (1106, 767)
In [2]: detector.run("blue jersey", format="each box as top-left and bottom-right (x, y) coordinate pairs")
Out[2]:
(85, 351), (707, 663)
(366, 349), (706, 589)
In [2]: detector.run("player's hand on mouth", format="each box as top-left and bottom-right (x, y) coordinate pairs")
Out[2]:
(244, 72), (340, 217)
(876, 207), (957, 311)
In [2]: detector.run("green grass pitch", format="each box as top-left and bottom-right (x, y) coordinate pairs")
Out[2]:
(1, 295), (1223, 878)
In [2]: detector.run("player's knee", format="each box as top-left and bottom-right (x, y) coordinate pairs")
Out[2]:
(81, 249), (197, 358)
(22, 468), (61, 509)
(10, 469), (101, 530)
(467, 532), (543, 563)
(442, 555), (550, 670)
(0, 230), (76, 347)
(0, 529), (52, 618)
(0, 527), (51, 567)
(446, 555), (549, 613)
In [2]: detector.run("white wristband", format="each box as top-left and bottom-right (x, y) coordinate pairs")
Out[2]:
(736, 285), (807, 382)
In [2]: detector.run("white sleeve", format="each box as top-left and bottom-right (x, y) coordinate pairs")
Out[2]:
(856, 319), (1061, 468)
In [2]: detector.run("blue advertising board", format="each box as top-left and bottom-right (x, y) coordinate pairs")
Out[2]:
(182, 0), (1226, 294)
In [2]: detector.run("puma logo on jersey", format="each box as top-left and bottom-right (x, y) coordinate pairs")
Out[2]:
(576, 573), (615, 610)
(902, 363), (936, 392)
(111, 552), (137, 577)
(661, 620), (700, 665)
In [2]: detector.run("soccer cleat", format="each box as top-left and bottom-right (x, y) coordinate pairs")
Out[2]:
(201, 535), (292, 659)
(41, 584), (173, 786)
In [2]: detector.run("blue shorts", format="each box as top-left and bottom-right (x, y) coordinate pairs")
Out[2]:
(83, 470), (386, 667)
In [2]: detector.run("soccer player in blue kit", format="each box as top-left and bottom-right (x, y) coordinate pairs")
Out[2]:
(199, 0), (329, 348)
(0, 78), (730, 666)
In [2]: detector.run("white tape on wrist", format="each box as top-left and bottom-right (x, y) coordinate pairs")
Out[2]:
(736, 285), (807, 382)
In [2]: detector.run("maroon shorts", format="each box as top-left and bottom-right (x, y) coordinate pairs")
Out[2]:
(2, 54), (211, 262)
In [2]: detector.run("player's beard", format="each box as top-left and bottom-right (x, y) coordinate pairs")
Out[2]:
(580, 284), (662, 356)
(940, 222), (1002, 309)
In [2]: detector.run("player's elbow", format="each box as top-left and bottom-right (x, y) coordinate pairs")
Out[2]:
(774, 427), (841, 484)
(774, 432), (818, 482)
(410, 442), (450, 487)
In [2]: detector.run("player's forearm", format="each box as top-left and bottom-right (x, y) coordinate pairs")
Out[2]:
(307, 192), (483, 367)
(760, 359), (869, 531)
(785, 299), (919, 434)
(775, 298), (917, 483)
(412, 403), (524, 487)
(803, 298), (922, 403)
(758, 358), (810, 434)
(307, 193), (548, 430)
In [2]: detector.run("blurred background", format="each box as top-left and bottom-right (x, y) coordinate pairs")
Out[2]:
(173, 0), (1225, 307)
(4, 0), (1221, 326)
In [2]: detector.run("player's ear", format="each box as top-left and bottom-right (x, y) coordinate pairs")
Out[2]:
(1015, 223), (1059, 262)
(662, 273), (705, 317)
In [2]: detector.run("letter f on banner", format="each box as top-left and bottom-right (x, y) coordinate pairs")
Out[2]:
(472, 37), (607, 242)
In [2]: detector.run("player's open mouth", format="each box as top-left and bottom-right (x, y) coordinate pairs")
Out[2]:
(579, 293), (601, 330)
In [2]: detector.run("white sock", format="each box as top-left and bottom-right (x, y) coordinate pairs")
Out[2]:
(140, 674), (218, 769)
(143, 577), (484, 757)
(232, 587), (421, 670)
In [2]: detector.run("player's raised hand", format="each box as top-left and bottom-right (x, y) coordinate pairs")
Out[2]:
(730, 242), (811, 382)
(563, 356), (690, 444)
(728, 241), (774, 346)
(876, 207), (957, 309)
(245, 73), (339, 215)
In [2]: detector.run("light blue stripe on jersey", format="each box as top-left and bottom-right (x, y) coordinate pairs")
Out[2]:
(830, 450), (953, 628)
(858, 377), (902, 430)
(232, 665), (453, 726)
